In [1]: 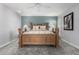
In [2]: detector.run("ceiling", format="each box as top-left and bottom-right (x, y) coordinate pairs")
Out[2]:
(3, 3), (78, 16)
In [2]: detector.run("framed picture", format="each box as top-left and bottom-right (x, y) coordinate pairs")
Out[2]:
(64, 12), (74, 30)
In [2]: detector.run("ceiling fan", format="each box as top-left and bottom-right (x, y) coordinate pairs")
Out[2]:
(27, 3), (51, 9)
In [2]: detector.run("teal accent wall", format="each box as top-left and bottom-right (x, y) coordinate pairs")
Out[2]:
(21, 16), (58, 28)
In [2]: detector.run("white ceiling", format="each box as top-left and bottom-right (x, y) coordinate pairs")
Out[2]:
(3, 3), (78, 16)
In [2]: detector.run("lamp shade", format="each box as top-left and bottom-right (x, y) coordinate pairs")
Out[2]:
(23, 25), (30, 31)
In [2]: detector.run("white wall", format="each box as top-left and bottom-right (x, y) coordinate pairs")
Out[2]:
(0, 4), (21, 47)
(59, 4), (79, 48)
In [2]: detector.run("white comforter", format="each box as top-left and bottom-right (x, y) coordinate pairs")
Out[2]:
(23, 30), (54, 34)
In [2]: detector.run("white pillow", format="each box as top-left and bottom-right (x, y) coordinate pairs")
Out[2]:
(32, 26), (40, 31)
(40, 26), (46, 31)
(35, 26), (40, 30)
(32, 26), (36, 31)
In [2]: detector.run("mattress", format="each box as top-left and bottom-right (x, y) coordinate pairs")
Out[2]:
(23, 30), (54, 34)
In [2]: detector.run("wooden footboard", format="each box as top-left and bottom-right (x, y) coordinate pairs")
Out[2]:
(22, 34), (55, 44)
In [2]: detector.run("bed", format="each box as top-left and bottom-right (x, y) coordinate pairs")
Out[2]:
(18, 23), (59, 48)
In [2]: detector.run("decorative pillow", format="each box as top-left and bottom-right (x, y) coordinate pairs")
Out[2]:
(35, 26), (40, 30)
(32, 26), (36, 31)
(40, 25), (46, 30)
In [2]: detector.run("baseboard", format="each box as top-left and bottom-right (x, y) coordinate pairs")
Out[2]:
(0, 39), (16, 48)
(61, 39), (79, 49)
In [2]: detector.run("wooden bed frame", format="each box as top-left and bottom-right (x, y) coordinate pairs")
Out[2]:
(18, 23), (59, 48)
(18, 28), (59, 48)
